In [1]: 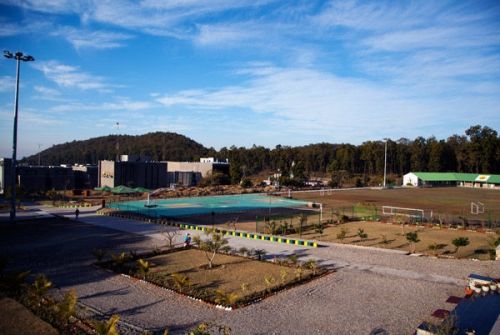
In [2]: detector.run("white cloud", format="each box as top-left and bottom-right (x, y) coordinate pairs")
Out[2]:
(156, 64), (500, 142)
(53, 27), (133, 50)
(363, 26), (500, 52)
(34, 85), (60, 96)
(194, 23), (261, 46)
(50, 98), (154, 113)
(32, 61), (110, 91)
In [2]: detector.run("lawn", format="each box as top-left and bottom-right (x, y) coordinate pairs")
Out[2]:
(290, 221), (498, 260)
(104, 248), (323, 307)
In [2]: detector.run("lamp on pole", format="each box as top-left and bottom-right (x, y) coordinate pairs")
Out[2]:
(383, 138), (389, 188)
(4, 50), (35, 224)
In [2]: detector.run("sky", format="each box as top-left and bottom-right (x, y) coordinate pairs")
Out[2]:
(0, 0), (499, 158)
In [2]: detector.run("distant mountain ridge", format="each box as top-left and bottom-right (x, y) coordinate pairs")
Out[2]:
(23, 132), (212, 165)
(21, 125), (500, 177)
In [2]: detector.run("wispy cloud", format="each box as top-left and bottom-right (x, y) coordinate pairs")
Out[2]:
(53, 27), (133, 50)
(50, 98), (154, 113)
(0, 76), (15, 92)
(0, 0), (86, 15)
(156, 63), (500, 142)
(32, 61), (110, 91)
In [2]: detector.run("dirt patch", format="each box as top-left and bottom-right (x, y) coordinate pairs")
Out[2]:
(290, 221), (497, 260)
(104, 248), (323, 307)
(292, 188), (500, 221)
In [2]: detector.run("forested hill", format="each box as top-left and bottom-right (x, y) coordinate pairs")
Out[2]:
(21, 125), (500, 177)
(23, 132), (212, 165)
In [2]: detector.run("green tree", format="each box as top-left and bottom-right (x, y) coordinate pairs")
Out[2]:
(170, 273), (191, 293)
(195, 229), (229, 269)
(452, 237), (470, 255)
(357, 228), (368, 242)
(405, 231), (420, 253)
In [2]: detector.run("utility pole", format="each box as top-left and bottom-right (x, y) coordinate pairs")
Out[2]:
(383, 138), (389, 188)
(4, 50), (35, 224)
(115, 122), (120, 162)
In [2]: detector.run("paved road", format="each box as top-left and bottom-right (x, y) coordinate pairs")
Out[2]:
(1, 206), (498, 334)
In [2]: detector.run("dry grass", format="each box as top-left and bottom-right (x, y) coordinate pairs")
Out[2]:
(293, 187), (500, 221)
(291, 221), (498, 260)
(131, 249), (314, 304)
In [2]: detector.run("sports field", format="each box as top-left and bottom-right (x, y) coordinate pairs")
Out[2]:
(291, 187), (500, 222)
(108, 193), (308, 218)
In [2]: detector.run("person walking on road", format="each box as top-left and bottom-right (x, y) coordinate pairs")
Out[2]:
(75, 208), (80, 220)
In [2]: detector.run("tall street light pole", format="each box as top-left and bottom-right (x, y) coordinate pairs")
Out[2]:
(4, 50), (35, 224)
(383, 138), (389, 188)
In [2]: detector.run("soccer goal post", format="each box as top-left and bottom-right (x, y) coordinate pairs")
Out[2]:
(382, 206), (425, 222)
(470, 201), (485, 215)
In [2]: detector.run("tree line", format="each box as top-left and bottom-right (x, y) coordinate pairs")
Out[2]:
(23, 125), (500, 182)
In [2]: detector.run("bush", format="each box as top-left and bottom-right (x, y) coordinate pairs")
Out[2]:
(240, 178), (253, 188)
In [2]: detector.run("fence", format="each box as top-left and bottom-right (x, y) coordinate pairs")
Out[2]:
(255, 211), (325, 237)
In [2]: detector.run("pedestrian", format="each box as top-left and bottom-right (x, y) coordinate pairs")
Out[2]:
(75, 208), (80, 220)
(184, 233), (191, 247)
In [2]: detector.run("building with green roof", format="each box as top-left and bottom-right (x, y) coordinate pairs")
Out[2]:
(403, 172), (500, 189)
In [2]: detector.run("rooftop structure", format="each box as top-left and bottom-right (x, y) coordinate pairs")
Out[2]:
(403, 172), (500, 189)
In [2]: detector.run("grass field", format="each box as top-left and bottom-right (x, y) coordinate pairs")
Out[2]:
(290, 221), (498, 260)
(117, 249), (316, 306)
(292, 187), (500, 222)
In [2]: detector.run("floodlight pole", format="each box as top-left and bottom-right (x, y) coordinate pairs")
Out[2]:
(383, 138), (388, 188)
(4, 50), (35, 224)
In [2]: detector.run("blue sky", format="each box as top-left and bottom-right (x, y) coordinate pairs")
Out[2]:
(1, 0), (499, 158)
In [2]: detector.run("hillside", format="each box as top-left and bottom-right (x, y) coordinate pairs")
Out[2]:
(21, 125), (500, 178)
(23, 132), (212, 165)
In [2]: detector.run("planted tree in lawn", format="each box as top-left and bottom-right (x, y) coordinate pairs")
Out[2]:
(405, 231), (420, 253)
(161, 228), (180, 249)
(298, 214), (307, 237)
(264, 274), (276, 293)
(337, 227), (349, 243)
(214, 289), (239, 306)
(31, 274), (52, 301)
(136, 259), (150, 279)
(196, 229), (229, 269)
(428, 243), (439, 256)
(170, 273), (191, 293)
(452, 237), (470, 255)
(252, 249), (267, 261)
(357, 228), (368, 242)
(304, 259), (318, 275)
(314, 222), (325, 237)
(111, 252), (130, 270)
(93, 314), (121, 335)
(265, 219), (276, 235)
(55, 289), (78, 327)
(295, 265), (305, 280)
(279, 269), (288, 285)
(240, 282), (250, 293)
(92, 248), (106, 262)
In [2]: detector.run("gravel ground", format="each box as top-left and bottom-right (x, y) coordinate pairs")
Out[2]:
(1, 208), (499, 335)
